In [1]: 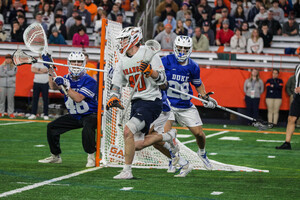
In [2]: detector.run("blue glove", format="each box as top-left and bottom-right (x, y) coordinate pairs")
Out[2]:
(42, 53), (53, 69)
(54, 76), (70, 91)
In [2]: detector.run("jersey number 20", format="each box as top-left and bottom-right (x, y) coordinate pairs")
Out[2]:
(65, 97), (89, 114)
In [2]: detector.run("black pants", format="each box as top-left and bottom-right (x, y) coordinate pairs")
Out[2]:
(32, 82), (49, 115)
(245, 95), (260, 119)
(47, 113), (97, 155)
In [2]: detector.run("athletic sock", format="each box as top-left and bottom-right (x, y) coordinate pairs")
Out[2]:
(123, 164), (132, 171)
(162, 133), (172, 142)
(163, 142), (171, 150)
(197, 148), (206, 156)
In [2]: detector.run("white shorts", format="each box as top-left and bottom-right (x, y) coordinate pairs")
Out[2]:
(150, 111), (170, 134)
(169, 105), (203, 127)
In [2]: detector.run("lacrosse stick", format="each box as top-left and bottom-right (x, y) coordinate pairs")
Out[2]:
(12, 49), (105, 72)
(23, 22), (69, 95)
(118, 40), (161, 126)
(168, 87), (273, 130)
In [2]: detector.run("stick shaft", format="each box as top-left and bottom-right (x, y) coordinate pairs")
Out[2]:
(168, 87), (255, 122)
(37, 60), (106, 72)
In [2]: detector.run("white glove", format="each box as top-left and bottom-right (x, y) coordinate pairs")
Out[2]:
(203, 97), (218, 109)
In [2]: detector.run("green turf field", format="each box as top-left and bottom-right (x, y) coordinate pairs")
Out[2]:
(0, 119), (299, 200)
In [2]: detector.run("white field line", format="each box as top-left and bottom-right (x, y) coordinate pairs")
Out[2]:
(256, 139), (288, 143)
(0, 121), (34, 126)
(181, 131), (229, 145)
(0, 167), (102, 198)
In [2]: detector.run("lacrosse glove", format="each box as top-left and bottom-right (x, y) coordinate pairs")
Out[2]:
(139, 62), (153, 77)
(41, 53), (53, 69)
(200, 93), (218, 109)
(54, 76), (70, 91)
(106, 97), (124, 110)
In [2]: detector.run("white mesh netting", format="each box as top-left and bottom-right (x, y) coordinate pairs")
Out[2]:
(101, 20), (268, 173)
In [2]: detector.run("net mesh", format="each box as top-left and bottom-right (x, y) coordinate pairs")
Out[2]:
(101, 20), (268, 173)
(12, 50), (35, 66)
(23, 23), (47, 54)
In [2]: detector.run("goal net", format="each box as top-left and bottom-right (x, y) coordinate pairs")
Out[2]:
(99, 19), (268, 173)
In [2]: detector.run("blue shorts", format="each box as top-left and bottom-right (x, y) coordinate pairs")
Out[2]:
(130, 98), (162, 134)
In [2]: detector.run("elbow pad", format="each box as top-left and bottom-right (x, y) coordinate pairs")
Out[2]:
(110, 84), (121, 99)
(154, 70), (167, 86)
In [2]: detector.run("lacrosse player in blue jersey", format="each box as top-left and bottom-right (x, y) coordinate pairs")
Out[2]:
(38, 51), (98, 168)
(162, 35), (218, 170)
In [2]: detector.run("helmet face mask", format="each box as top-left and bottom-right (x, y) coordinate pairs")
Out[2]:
(116, 27), (143, 55)
(173, 36), (193, 63)
(68, 51), (86, 78)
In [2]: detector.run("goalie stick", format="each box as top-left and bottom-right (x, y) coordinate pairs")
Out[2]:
(118, 40), (161, 126)
(168, 87), (273, 130)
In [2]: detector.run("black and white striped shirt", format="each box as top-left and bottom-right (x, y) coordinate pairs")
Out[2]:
(296, 64), (300, 88)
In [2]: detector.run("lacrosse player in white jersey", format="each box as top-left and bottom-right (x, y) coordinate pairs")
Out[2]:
(163, 35), (218, 170)
(106, 27), (176, 179)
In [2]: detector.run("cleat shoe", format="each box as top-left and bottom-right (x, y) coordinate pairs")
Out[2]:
(199, 152), (212, 170)
(167, 129), (179, 154)
(38, 154), (62, 164)
(276, 142), (291, 150)
(174, 162), (193, 177)
(0, 113), (2, 117)
(86, 153), (95, 167)
(43, 115), (49, 120)
(169, 150), (180, 166)
(28, 114), (37, 120)
(167, 160), (176, 173)
(113, 170), (133, 179)
(9, 114), (15, 118)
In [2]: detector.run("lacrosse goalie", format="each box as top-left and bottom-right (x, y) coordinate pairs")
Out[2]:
(106, 27), (177, 179)
(163, 35), (218, 170)
(38, 51), (98, 168)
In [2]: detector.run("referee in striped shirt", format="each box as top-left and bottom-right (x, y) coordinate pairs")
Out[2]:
(276, 61), (300, 150)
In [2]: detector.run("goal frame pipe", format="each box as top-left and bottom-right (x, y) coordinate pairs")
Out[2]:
(96, 18), (108, 167)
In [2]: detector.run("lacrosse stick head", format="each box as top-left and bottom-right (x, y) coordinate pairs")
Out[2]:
(116, 26), (143, 55)
(173, 35), (193, 63)
(252, 120), (274, 131)
(23, 22), (48, 54)
(67, 51), (86, 78)
(143, 39), (161, 64)
(12, 49), (37, 66)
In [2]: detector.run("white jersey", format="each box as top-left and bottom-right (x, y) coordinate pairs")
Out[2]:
(112, 46), (165, 101)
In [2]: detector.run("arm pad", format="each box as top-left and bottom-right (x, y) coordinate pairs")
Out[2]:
(154, 70), (167, 86)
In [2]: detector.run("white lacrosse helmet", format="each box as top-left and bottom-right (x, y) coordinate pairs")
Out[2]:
(116, 26), (143, 55)
(68, 51), (86, 77)
(173, 35), (193, 62)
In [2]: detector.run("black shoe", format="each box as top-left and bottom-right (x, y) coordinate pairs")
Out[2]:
(275, 142), (291, 150)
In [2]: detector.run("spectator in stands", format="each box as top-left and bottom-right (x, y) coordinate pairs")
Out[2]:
(258, 10), (282, 35)
(42, 2), (54, 29)
(241, 21), (251, 41)
(259, 23), (273, 48)
(176, 2), (191, 22)
(11, 21), (23, 42)
(55, 0), (73, 19)
(72, 26), (89, 47)
(242, 0), (253, 21)
(202, 21), (215, 45)
(160, 3), (177, 22)
(212, 13), (224, 36)
(254, 6), (268, 27)
(94, 10), (107, 32)
(0, 21), (7, 42)
(0, 54), (17, 118)
(221, 8), (235, 30)
(216, 19), (234, 46)
(175, 20), (188, 36)
(116, 13), (130, 28)
(17, 15), (27, 33)
(0, 13), (3, 24)
(194, 5), (204, 23)
(54, 8), (67, 24)
(212, 0), (228, 18)
(247, 29), (263, 53)
(282, 14), (299, 36)
(192, 26), (209, 51)
(69, 16), (85, 41)
(0, 0), (8, 23)
(279, 0), (292, 17)
(248, 0), (263, 23)
(8, 3), (25, 23)
(269, 0), (285, 23)
(107, 4), (121, 21)
(94, 7), (104, 23)
(199, 0), (213, 21)
(35, 12), (48, 32)
(48, 14), (67, 40)
(196, 7), (208, 27)
(33, 0), (45, 18)
(265, 69), (283, 125)
(233, 5), (246, 28)
(85, 0), (97, 21)
(94, 28), (101, 46)
(293, 0), (300, 18)
(262, 0), (272, 10)
(154, 0), (179, 25)
(99, 0), (114, 15)
(84, 53), (97, 80)
(243, 68), (264, 119)
(78, 1), (92, 27)
(66, 11), (85, 32)
(183, 19), (194, 37)
(183, 10), (196, 28)
(28, 54), (49, 120)
(49, 27), (67, 45)
(230, 0), (243, 17)
(230, 27), (246, 52)
(163, 13), (177, 32)
(153, 22), (165, 38)
(154, 23), (177, 50)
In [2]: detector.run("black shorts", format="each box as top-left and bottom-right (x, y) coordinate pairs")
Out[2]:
(130, 98), (162, 134)
(289, 94), (300, 118)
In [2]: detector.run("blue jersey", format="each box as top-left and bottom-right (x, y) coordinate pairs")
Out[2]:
(161, 90), (171, 112)
(63, 74), (98, 120)
(162, 54), (202, 109)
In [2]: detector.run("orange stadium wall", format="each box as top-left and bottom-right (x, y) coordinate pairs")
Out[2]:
(0, 57), (293, 110)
